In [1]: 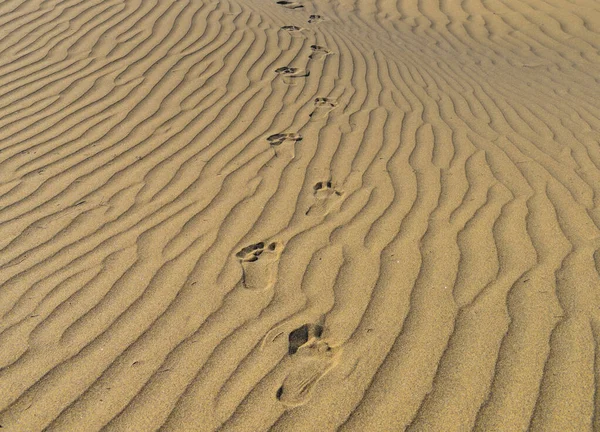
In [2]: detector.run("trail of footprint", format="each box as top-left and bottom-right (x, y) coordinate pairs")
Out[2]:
(276, 324), (342, 407)
(309, 44), (332, 60)
(305, 181), (343, 216)
(309, 97), (338, 120)
(235, 241), (284, 291)
(276, 0), (304, 10)
(275, 66), (310, 84)
(308, 14), (324, 24)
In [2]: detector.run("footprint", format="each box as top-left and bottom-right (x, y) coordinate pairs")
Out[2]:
(275, 66), (310, 84)
(276, 0), (304, 9)
(235, 241), (283, 291)
(288, 324), (324, 355)
(267, 133), (303, 146)
(308, 44), (332, 60)
(306, 181), (343, 216)
(281, 25), (304, 35)
(276, 328), (342, 407)
(267, 133), (302, 158)
(309, 97), (337, 120)
(308, 14), (324, 24)
(274, 66), (296, 74)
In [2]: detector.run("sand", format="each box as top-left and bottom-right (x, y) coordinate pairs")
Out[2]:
(0, 0), (599, 430)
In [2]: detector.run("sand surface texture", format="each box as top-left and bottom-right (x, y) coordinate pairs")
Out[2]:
(1, 0), (600, 430)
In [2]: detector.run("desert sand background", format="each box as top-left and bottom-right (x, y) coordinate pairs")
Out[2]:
(0, 0), (599, 430)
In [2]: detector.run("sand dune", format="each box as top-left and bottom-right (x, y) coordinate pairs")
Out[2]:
(0, 0), (599, 430)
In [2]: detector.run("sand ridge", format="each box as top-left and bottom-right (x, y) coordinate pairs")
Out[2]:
(0, 0), (599, 430)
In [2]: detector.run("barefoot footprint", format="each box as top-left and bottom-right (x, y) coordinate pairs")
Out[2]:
(281, 25), (305, 36)
(267, 132), (303, 146)
(275, 66), (310, 84)
(236, 241), (283, 291)
(276, 324), (342, 407)
(267, 133), (302, 158)
(308, 14), (324, 24)
(276, 0), (304, 9)
(309, 97), (337, 120)
(306, 181), (343, 216)
(288, 323), (324, 354)
(309, 44), (332, 60)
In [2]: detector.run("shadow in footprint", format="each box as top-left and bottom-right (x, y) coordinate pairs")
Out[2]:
(308, 14), (324, 24)
(309, 97), (337, 120)
(236, 241), (283, 291)
(275, 66), (310, 84)
(306, 181), (343, 216)
(309, 44), (332, 60)
(277, 0), (304, 9)
(276, 324), (342, 407)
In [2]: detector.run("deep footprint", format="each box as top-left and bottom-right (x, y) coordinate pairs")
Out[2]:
(306, 181), (343, 216)
(309, 97), (338, 120)
(236, 241), (283, 291)
(276, 340), (342, 407)
(288, 324), (324, 355)
(309, 44), (332, 60)
(308, 14), (324, 24)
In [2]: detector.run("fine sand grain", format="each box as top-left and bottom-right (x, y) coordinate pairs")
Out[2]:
(1, 0), (600, 430)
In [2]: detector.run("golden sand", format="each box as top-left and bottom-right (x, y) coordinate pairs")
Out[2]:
(0, 0), (599, 430)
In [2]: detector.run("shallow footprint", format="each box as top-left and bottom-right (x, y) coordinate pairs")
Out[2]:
(306, 181), (343, 216)
(309, 97), (337, 120)
(267, 132), (303, 147)
(276, 0), (304, 9)
(281, 25), (305, 36)
(309, 44), (332, 60)
(236, 241), (283, 291)
(276, 341), (342, 407)
(267, 133), (302, 158)
(275, 66), (310, 84)
(308, 14), (324, 24)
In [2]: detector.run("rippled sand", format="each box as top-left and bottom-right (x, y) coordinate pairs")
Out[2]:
(0, 0), (599, 430)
